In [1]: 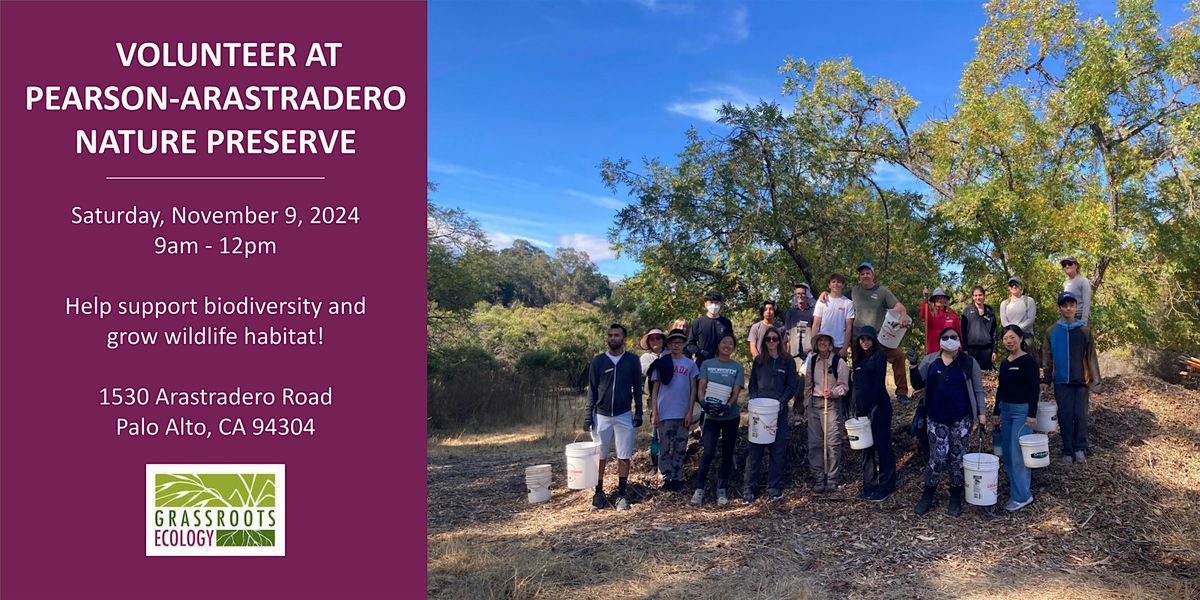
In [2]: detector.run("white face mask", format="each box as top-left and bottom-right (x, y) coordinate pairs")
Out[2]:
(707, 303), (721, 315)
(940, 338), (961, 352)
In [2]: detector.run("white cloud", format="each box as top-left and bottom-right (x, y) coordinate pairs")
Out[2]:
(727, 5), (749, 42)
(557, 233), (617, 262)
(666, 84), (756, 122)
(566, 189), (626, 210)
(428, 159), (498, 179)
(486, 231), (554, 249)
(635, 0), (694, 15)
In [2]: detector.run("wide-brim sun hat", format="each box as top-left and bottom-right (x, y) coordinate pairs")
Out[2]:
(929, 288), (950, 301)
(640, 328), (666, 350)
(811, 332), (835, 348)
(857, 325), (880, 340)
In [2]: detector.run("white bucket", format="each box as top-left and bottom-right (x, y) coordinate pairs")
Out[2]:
(705, 382), (732, 402)
(565, 441), (601, 489)
(1019, 434), (1051, 468)
(844, 417), (874, 449)
(963, 453), (1000, 506)
(876, 309), (909, 349)
(525, 464), (552, 503)
(747, 398), (780, 444)
(1035, 402), (1058, 433)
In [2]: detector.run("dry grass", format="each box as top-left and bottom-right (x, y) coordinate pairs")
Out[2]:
(428, 373), (1200, 599)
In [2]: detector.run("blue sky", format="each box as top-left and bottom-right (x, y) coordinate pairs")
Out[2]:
(429, 1), (1188, 279)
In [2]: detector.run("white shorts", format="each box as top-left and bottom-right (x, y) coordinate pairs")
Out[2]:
(594, 411), (635, 460)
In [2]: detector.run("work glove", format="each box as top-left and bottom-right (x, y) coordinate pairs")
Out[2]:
(582, 413), (594, 433)
(632, 413), (643, 428)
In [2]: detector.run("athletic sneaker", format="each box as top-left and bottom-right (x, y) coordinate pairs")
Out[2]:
(1074, 450), (1086, 464)
(615, 495), (630, 511)
(716, 489), (729, 507)
(1062, 454), (1075, 465)
(591, 490), (607, 510)
(769, 489), (784, 503)
(690, 489), (705, 506)
(1004, 496), (1034, 512)
(741, 491), (755, 505)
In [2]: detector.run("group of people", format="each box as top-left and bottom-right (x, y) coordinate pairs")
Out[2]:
(583, 259), (1100, 516)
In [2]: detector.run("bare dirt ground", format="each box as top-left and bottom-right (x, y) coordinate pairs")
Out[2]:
(427, 373), (1200, 599)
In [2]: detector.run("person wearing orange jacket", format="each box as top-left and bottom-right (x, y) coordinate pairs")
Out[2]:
(918, 288), (960, 355)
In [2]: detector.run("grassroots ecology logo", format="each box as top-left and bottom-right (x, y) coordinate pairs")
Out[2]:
(146, 464), (285, 556)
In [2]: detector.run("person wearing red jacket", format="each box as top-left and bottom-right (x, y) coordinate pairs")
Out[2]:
(919, 288), (960, 354)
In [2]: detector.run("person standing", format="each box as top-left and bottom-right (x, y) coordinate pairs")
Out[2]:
(852, 326), (895, 502)
(912, 327), (986, 517)
(1041, 292), (1101, 464)
(999, 276), (1037, 351)
(784, 283), (815, 358)
(803, 333), (850, 493)
(650, 329), (699, 491)
(1060, 257), (1093, 325)
(691, 333), (744, 507)
(961, 286), (998, 370)
(992, 325), (1039, 511)
(742, 329), (798, 503)
(584, 324), (644, 511)
(686, 292), (734, 366)
(846, 262), (913, 405)
(812, 274), (855, 357)
(748, 300), (786, 359)
(918, 287), (960, 355)
(785, 283), (816, 421)
(639, 327), (667, 473)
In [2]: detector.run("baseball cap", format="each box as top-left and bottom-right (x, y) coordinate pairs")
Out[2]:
(856, 262), (874, 273)
(1060, 256), (1079, 267)
(1057, 291), (1078, 305)
(1007, 276), (1023, 286)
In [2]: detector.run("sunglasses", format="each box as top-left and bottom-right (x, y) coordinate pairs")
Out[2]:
(940, 334), (959, 341)
(1062, 262), (1075, 267)
(766, 336), (780, 342)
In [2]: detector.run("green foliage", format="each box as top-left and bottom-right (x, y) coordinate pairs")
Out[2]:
(494, 241), (612, 307)
(427, 343), (500, 379)
(428, 202), (499, 312)
(631, 0), (1200, 351)
(600, 99), (941, 329)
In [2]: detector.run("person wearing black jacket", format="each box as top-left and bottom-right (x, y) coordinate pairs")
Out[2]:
(961, 286), (998, 370)
(686, 291), (734, 365)
(741, 330), (798, 503)
(584, 324), (644, 511)
(992, 325), (1039, 511)
(852, 326), (895, 502)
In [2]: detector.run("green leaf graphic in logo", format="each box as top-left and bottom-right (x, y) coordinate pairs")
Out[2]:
(155, 474), (276, 507)
(216, 530), (276, 547)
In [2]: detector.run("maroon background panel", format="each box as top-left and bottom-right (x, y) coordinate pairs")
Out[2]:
(1, 2), (426, 598)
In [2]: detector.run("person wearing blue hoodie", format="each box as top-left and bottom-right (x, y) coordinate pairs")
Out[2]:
(1041, 292), (1101, 465)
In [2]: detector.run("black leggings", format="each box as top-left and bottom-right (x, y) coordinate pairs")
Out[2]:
(693, 417), (738, 491)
